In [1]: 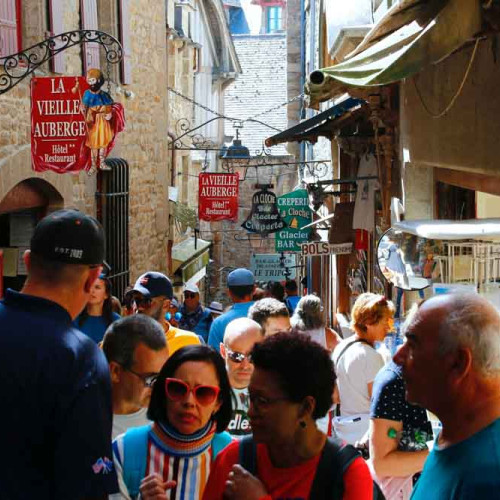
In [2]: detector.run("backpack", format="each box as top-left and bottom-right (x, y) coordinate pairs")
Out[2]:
(238, 436), (385, 500)
(121, 424), (232, 498)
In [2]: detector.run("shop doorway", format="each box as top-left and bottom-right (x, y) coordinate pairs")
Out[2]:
(0, 178), (63, 293)
(436, 182), (475, 220)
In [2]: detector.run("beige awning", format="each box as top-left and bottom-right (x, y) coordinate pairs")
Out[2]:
(306, 0), (483, 109)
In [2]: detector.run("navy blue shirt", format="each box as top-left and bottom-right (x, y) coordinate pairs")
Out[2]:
(0, 289), (118, 499)
(371, 361), (432, 451)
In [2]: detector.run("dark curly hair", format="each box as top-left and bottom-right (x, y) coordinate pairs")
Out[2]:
(250, 332), (335, 419)
(148, 345), (232, 433)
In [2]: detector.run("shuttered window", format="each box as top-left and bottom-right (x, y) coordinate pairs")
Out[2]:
(118, 0), (132, 84)
(0, 0), (20, 59)
(80, 0), (100, 72)
(49, 0), (64, 73)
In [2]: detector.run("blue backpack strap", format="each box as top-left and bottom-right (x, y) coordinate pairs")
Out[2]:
(211, 431), (232, 460)
(122, 425), (151, 498)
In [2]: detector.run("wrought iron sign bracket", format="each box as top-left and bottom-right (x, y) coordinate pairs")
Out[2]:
(0, 30), (123, 95)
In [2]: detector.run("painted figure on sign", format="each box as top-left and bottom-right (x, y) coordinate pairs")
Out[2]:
(73, 68), (125, 175)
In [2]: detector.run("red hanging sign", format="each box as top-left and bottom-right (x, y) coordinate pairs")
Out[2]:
(199, 173), (239, 221)
(31, 75), (125, 174)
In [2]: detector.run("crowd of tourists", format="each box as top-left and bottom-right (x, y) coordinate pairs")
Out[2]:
(1, 209), (500, 500)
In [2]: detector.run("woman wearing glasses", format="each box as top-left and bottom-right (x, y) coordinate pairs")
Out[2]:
(203, 333), (373, 500)
(111, 345), (233, 500)
(75, 275), (120, 343)
(332, 293), (395, 445)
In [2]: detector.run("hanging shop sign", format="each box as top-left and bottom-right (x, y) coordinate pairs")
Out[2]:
(251, 253), (296, 281)
(199, 173), (239, 221)
(300, 242), (353, 257)
(31, 70), (125, 175)
(275, 189), (313, 252)
(242, 185), (287, 234)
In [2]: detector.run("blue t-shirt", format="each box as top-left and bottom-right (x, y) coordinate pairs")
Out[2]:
(207, 301), (255, 351)
(0, 289), (118, 499)
(74, 312), (121, 343)
(411, 417), (500, 500)
(285, 295), (301, 314)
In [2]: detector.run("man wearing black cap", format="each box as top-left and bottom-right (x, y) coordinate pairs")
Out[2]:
(207, 268), (256, 352)
(0, 209), (118, 500)
(130, 271), (200, 355)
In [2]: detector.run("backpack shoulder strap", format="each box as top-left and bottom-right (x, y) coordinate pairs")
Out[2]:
(309, 438), (361, 500)
(211, 431), (232, 460)
(238, 435), (257, 475)
(123, 425), (151, 498)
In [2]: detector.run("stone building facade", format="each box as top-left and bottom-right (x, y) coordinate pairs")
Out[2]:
(0, 0), (169, 297)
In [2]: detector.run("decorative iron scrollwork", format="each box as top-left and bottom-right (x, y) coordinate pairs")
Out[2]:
(0, 30), (122, 95)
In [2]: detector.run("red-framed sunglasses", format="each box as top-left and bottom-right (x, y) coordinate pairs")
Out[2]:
(165, 378), (220, 406)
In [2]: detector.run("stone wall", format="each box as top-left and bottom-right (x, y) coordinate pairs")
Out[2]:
(0, 0), (170, 284)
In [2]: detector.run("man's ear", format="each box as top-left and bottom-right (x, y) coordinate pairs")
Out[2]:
(84, 266), (102, 293)
(109, 361), (122, 384)
(23, 250), (31, 272)
(220, 342), (227, 359)
(451, 347), (473, 384)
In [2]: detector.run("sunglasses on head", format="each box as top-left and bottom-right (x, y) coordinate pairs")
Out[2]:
(184, 292), (197, 299)
(165, 378), (220, 406)
(225, 346), (252, 364)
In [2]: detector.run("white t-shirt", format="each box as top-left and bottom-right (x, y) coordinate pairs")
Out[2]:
(332, 338), (384, 416)
(112, 407), (150, 440)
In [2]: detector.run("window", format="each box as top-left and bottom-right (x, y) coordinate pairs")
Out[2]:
(266, 6), (282, 33)
(0, 0), (21, 59)
(174, 6), (185, 37)
(80, 0), (100, 72)
(49, 0), (65, 73)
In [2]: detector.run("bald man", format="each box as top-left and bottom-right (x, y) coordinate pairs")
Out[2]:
(221, 317), (263, 438)
(395, 293), (500, 499)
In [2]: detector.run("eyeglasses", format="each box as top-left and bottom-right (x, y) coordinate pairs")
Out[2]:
(248, 393), (288, 411)
(184, 292), (197, 299)
(165, 378), (220, 406)
(225, 346), (252, 364)
(123, 366), (158, 388)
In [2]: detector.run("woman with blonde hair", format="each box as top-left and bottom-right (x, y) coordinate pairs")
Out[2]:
(332, 293), (395, 444)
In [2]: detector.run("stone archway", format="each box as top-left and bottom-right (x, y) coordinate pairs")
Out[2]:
(0, 146), (79, 210)
(0, 177), (64, 214)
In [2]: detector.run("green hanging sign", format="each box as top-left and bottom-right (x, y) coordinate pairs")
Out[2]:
(275, 189), (313, 252)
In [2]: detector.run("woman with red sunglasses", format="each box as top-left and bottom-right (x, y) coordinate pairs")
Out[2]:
(111, 345), (233, 500)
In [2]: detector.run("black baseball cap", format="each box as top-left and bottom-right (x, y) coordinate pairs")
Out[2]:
(30, 209), (105, 265)
(132, 272), (173, 299)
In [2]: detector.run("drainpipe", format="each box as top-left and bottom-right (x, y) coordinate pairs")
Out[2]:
(167, 129), (177, 275)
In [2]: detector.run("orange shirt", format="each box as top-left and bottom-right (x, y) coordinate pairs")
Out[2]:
(202, 440), (373, 500)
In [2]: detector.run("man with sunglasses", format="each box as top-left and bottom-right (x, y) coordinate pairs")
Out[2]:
(130, 271), (200, 355)
(220, 318), (264, 438)
(178, 283), (212, 341)
(102, 315), (169, 439)
(0, 209), (118, 500)
(208, 268), (256, 352)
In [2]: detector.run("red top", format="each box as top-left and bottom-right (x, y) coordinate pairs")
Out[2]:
(202, 440), (373, 500)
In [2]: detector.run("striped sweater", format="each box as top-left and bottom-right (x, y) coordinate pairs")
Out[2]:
(111, 424), (228, 500)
